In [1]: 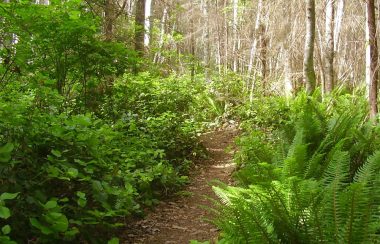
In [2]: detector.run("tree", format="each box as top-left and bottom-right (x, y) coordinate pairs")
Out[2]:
(303, 0), (317, 94)
(135, 0), (145, 55)
(104, 0), (115, 41)
(247, 0), (263, 102)
(232, 0), (239, 72)
(324, 0), (334, 94)
(144, 0), (152, 48)
(366, 0), (378, 120)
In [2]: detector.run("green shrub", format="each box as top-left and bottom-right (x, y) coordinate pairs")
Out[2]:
(0, 75), (202, 242)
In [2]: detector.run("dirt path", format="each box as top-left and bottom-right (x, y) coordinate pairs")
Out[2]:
(122, 128), (239, 244)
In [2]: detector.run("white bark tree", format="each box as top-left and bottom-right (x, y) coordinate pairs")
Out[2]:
(324, 0), (335, 94)
(232, 0), (239, 72)
(304, 0), (317, 94)
(153, 6), (168, 64)
(144, 0), (152, 47)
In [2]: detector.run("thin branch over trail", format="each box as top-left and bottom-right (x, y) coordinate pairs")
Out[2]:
(123, 128), (239, 244)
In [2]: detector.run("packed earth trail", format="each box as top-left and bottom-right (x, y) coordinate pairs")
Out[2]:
(123, 128), (239, 244)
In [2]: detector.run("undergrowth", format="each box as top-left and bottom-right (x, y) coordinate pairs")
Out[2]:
(0, 71), (232, 243)
(212, 92), (380, 243)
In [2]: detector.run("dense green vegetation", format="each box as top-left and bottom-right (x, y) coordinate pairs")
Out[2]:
(0, 1), (243, 243)
(0, 75), (207, 242)
(212, 92), (380, 243)
(2, 0), (380, 244)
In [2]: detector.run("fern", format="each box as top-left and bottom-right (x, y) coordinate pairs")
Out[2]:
(211, 95), (380, 244)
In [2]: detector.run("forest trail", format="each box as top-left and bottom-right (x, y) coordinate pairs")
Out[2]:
(123, 128), (239, 244)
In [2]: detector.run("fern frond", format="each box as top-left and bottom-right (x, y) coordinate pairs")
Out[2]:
(320, 149), (350, 242)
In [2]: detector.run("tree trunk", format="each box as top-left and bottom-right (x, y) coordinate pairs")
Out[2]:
(283, 2), (293, 99)
(190, 1), (196, 80)
(247, 0), (263, 77)
(232, 0), (238, 72)
(247, 0), (263, 101)
(334, 0), (344, 52)
(104, 0), (114, 41)
(366, 0), (378, 120)
(259, 24), (268, 86)
(201, 0), (210, 81)
(126, 0), (134, 18)
(135, 0), (145, 55)
(153, 7), (168, 64)
(324, 0), (335, 94)
(284, 48), (293, 98)
(216, 0), (222, 75)
(35, 0), (49, 4)
(303, 0), (317, 94)
(223, 0), (229, 74)
(144, 0), (152, 48)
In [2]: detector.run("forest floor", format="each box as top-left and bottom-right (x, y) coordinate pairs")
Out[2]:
(122, 128), (239, 244)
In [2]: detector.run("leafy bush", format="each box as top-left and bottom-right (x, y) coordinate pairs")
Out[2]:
(0, 0), (135, 109)
(0, 73), (204, 242)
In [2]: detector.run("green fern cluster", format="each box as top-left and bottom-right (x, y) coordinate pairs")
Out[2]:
(213, 95), (380, 243)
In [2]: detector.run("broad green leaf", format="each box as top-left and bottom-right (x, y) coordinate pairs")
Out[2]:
(51, 149), (62, 157)
(76, 191), (87, 207)
(64, 227), (79, 237)
(30, 218), (53, 235)
(108, 237), (119, 244)
(1, 225), (11, 235)
(0, 236), (17, 244)
(44, 200), (57, 209)
(0, 206), (10, 219)
(67, 168), (78, 178)
(0, 192), (19, 201)
(77, 198), (87, 207)
(60, 197), (69, 203)
(76, 191), (86, 198)
(0, 143), (14, 163)
(45, 212), (69, 232)
(0, 143), (14, 154)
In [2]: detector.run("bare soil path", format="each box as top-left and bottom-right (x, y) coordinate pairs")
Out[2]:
(122, 128), (239, 244)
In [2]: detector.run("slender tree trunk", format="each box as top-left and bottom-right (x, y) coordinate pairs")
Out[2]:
(216, 0), (222, 75)
(259, 24), (268, 87)
(324, 0), (335, 94)
(333, 0), (344, 82)
(1, 0), (9, 65)
(247, 0), (263, 101)
(232, 0), (238, 72)
(35, 0), (49, 4)
(284, 48), (293, 98)
(201, 0), (210, 81)
(135, 0), (145, 55)
(366, 0), (378, 120)
(223, 0), (229, 73)
(303, 0), (317, 94)
(247, 0), (263, 77)
(334, 0), (344, 52)
(144, 0), (152, 48)
(283, 2), (293, 99)
(127, 0), (134, 18)
(190, 2), (196, 80)
(154, 7), (168, 64)
(104, 0), (114, 41)
(316, 23), (325, 94)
